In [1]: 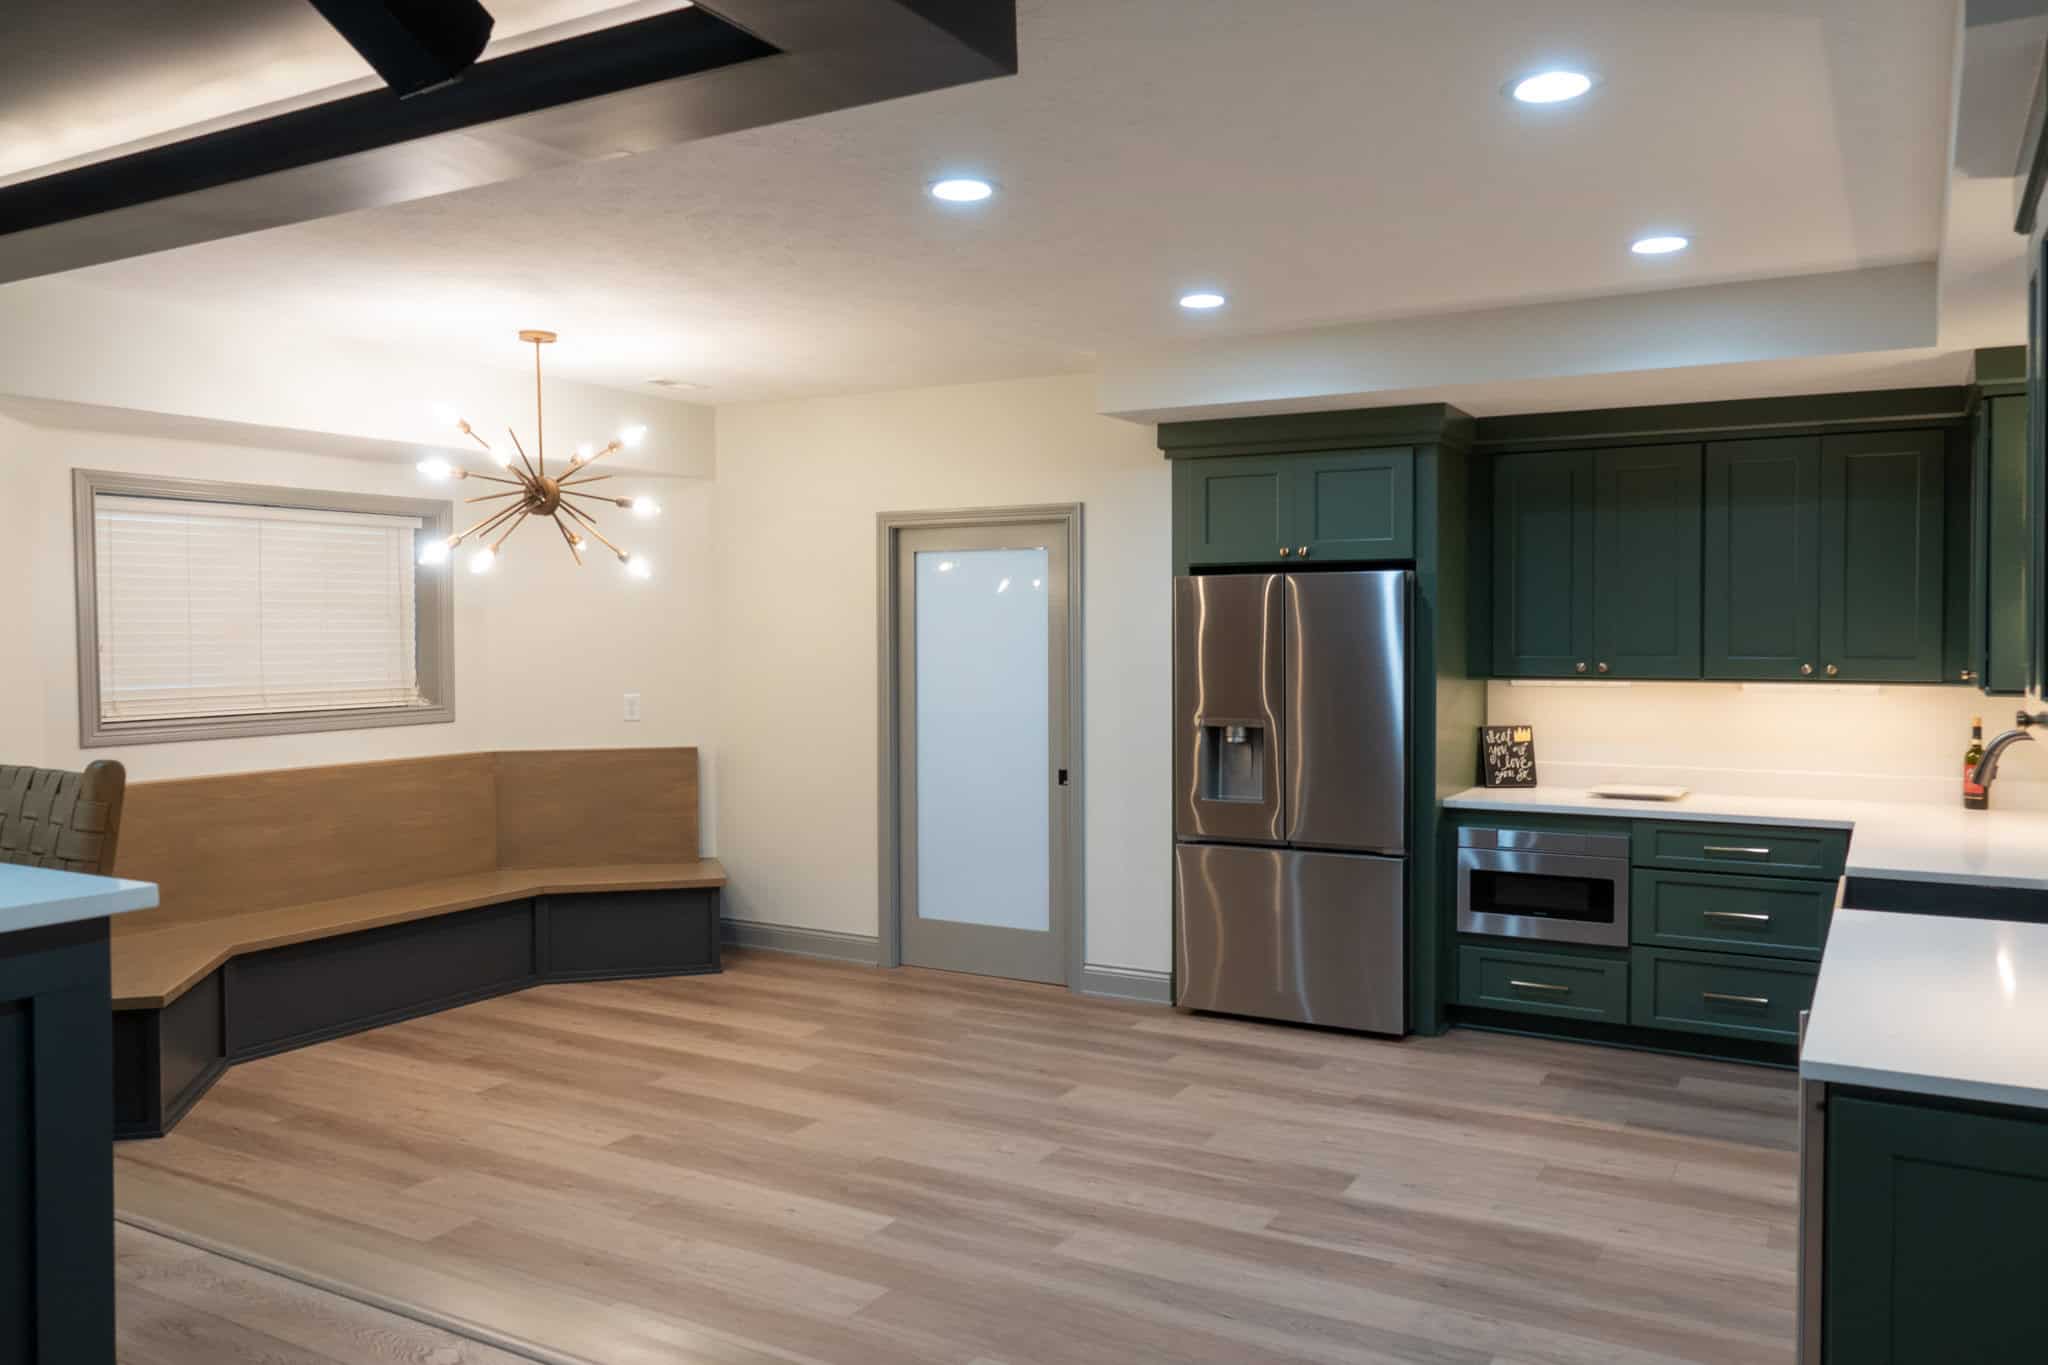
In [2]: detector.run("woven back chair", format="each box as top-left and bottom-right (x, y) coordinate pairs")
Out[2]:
(0, 761), (127, 876)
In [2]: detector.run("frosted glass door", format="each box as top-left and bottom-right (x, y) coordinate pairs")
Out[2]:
(896, 522), (1070, 984)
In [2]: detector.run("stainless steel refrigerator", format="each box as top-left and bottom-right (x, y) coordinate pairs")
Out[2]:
(1173, 570), (1408, 1033)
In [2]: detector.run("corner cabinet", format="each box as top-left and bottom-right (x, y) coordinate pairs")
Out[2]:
(1178, 448), (1413, 567)
(1972, 390), (2032, 694)
(1491, 445), (1701, 679)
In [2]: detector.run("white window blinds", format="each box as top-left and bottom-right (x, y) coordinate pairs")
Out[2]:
(92, 495), (427, 723)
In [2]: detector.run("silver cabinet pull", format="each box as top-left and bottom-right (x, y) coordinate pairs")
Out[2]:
(1597, 661), (1610, 674)
(1703, 845), (1771, 856)
(1703, 910), (1773, 924)
(1825, 664), (1839, 677)
(1574, 662), (1588, 673)
(1703, 991), (1770, 1007)
(1800, 663), (1813, 675)
(1279, 546), (1292, 558)
(1508, 979), (1571, 994)
(1297, 545), (1310, 558)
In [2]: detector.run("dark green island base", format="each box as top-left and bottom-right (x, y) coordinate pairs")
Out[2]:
(2, 916), (117, 1365)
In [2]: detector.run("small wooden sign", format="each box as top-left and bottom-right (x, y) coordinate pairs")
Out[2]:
(1480, 725), (1537, 788)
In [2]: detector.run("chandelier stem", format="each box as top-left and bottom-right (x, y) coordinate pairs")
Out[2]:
(533, 337), (545, 477)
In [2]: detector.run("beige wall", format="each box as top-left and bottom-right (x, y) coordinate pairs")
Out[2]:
(712, 373), (1171, 974)
(1488, 679), (2048, 809)
(7, 410), (719, 844)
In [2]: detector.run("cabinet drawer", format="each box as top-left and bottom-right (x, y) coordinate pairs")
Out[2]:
(1632, 820), (1847, 879)
(1457, 944), (1627, 1023)
(1629, 948), (1816, 1043)
(1629, 870), (1832, 960)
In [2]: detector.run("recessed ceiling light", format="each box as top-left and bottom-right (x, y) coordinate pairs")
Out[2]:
(1630, 234), (1690, 256)
(1511, 70), (1594, 104)
(1179, 291), (1227, 311)
(929, 177), (994, 203)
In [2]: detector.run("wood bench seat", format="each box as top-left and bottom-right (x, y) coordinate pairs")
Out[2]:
(111, 859), (727, 1009)
(107, 749), (723, 1138)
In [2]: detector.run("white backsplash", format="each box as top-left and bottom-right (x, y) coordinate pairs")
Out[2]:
(1485, 680), (2048, 812)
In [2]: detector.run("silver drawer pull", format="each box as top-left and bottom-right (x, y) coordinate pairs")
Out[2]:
(1703, 845), (1772, 856)
(1703, 911), (1773, 924)
(1508, 979), (1572, 995)
(1703, 991), (1770, 1007)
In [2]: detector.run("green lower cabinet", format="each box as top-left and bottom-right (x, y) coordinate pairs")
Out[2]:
(1825, 1093), (2048, 1363)
(1628, 947), (1815, 1043)
(1455, 943), (1627, 1023)
(1632, 819), (1849, 880)
(1629, 869), (1832, 960)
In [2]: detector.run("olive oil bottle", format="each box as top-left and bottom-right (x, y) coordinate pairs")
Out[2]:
(1964, 716), (1988, 810)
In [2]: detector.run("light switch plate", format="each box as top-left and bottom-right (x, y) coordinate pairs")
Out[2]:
(623, 691), (642, 722)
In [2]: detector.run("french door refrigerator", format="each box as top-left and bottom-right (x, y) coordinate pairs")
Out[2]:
(1173, 570), (1409, 1033)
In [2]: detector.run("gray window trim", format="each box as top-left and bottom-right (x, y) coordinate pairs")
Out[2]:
(875, 503), (1085, 991)
(72, 468), (456, 748)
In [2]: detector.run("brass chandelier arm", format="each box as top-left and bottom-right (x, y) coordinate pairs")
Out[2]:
(457, 421), (494, 457)
(506, 427), (541, 482)
(489, 508), (531, 552)
(461, 470), (527, 488)
(551, 512), (584, 565)
(455, 500), (527, 544)
(564, 437), (623, 476)
(560, 500), (630, 560)
(557, 471), (612, 488)
(464, 489), (526, 503)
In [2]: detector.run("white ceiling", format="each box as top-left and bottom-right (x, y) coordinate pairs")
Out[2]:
(33, 0), (1960, 406)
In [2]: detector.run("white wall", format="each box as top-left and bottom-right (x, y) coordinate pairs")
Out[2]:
(712, 373), (1171, 974)
(1488, 680), (2048, 810)
(6, 409), (719, 846)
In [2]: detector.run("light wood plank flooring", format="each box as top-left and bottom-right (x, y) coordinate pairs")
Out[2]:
(115, 948), (1799, 1365)
(117, 1223), (527, 1364)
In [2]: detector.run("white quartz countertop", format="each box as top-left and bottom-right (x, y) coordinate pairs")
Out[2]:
(0, 864), (158, 933)
(1802, 909), (2048, 1109)
(1444, 786), (2048, 890)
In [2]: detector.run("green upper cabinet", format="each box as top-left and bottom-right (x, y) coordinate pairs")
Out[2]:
(1176, 448), (1414, 568)
(1491, 450), (1595, 677)
(1704, 437), (1823, 680)
(1492, 445), (1700, 678)
(1972, 393), (2031, 694)
(1818, 431), (1946, 682)
(1592, 445), (1703, 678)
(1178, 455), (1294, 566)
(1294, 449), (1414, 561)
(1704, 432), (1948, 683)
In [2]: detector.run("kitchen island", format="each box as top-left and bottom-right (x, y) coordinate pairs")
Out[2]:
(1798, 907), (2048, 1364)
(2, 864), (158, 1365)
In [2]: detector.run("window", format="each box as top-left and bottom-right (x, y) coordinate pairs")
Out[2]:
(73, 470), (453, 745)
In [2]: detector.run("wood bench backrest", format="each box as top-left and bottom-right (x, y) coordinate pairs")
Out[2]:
(112, 748), (699, 933)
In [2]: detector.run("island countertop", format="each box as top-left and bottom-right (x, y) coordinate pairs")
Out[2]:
(1800, 908), (2048, 1109)
(0, 864), (159, 933)
(1443, 786), (2048, 891)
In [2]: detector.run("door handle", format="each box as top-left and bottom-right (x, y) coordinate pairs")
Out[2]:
(1703, 845), (1771, 857)
(1703, 991), (1770, 1008)
(1703, 910), (1772, 924)
(1508, 979), (1571, 994)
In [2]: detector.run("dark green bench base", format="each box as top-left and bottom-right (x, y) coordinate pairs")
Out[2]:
(113, 888), (719, 1140)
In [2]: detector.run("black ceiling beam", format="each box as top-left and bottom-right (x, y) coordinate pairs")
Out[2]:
(306, 0), (496, 97)
(0, 0), (1017, 283)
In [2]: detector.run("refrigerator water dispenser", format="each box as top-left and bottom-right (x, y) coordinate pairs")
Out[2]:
(1200, 723), (1265, 803)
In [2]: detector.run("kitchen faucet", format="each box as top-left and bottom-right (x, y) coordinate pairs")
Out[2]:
(1971, 709), (2048, 791)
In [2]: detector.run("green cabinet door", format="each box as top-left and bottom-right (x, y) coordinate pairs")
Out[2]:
(1819, 431), (1945, 682)
(1825, 1094), (2048, 1363)
(1178, 456), (1293, 567)
(1293, 448), (1414, 562)
(1592, 445), (1702, 678)
(1704, 437), (1822, 679)
(1492, 450), (1595, 677)
(1972, 395), (2031, 694)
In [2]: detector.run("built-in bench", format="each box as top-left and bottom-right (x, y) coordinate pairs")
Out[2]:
(108, 748), (723, 1138)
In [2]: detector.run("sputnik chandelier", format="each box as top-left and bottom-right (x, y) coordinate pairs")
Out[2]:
(414, 329), (658, 578)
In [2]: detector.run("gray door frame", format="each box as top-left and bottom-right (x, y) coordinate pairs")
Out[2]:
(876, 504), (1084, 987)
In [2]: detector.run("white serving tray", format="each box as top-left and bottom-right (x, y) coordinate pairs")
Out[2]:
(1587, 784), (1690, 802)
